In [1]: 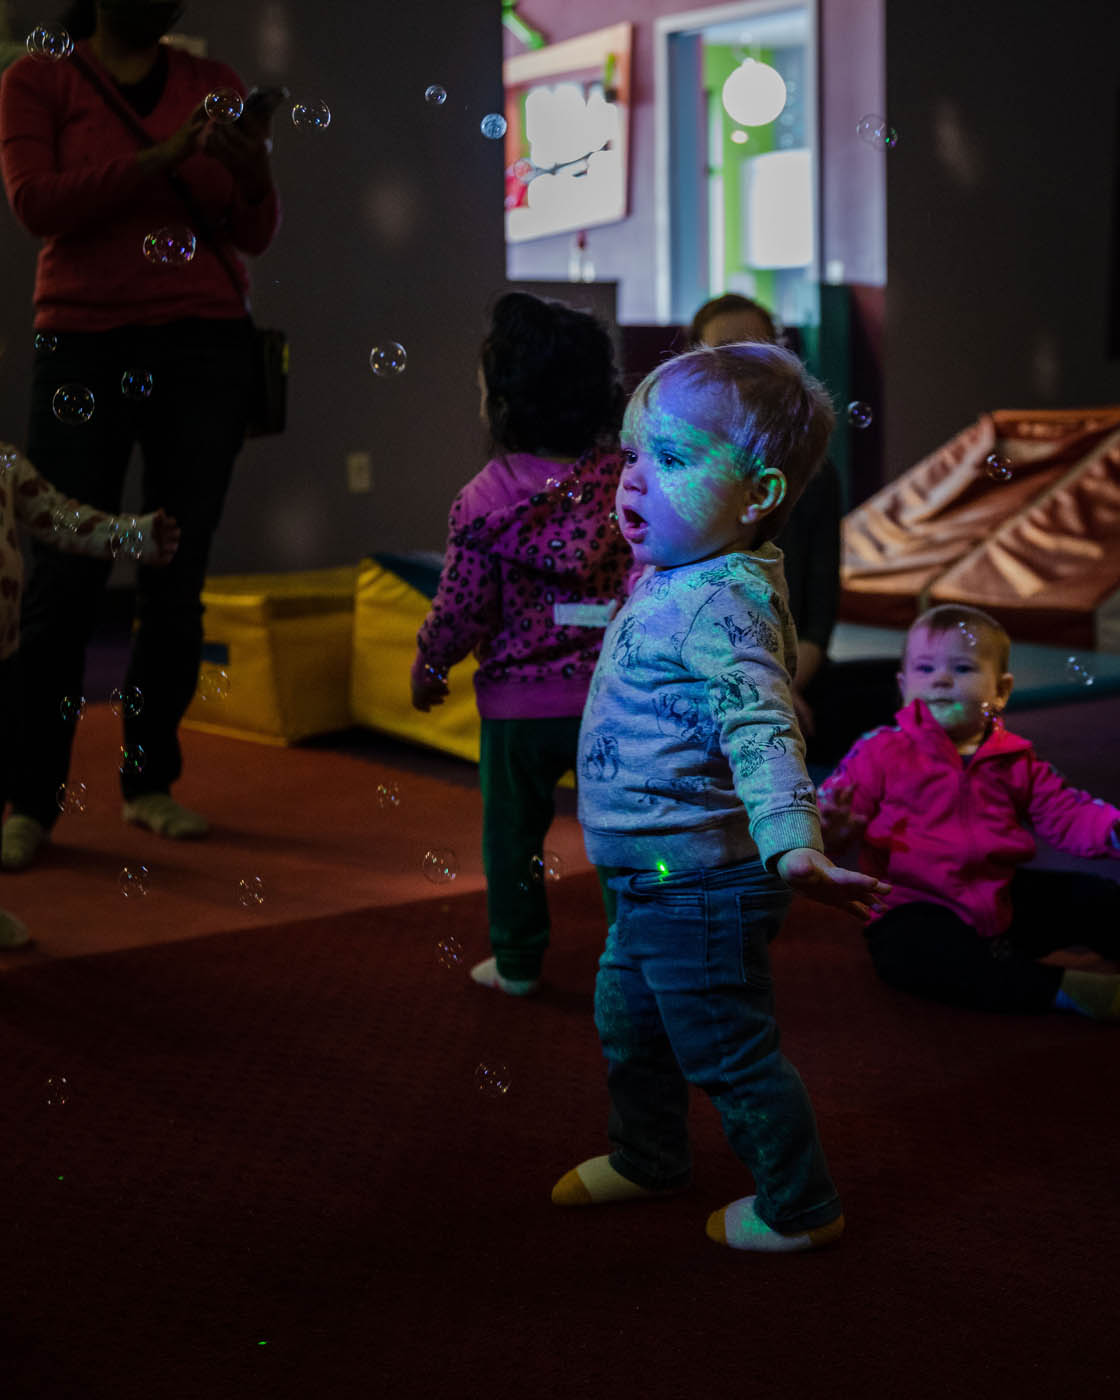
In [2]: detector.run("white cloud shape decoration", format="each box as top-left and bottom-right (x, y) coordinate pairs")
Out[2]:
(721, 59), (787, 127)
(524, 82), (619, 170)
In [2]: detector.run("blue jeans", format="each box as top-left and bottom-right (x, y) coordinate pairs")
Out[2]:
(595, 859), (841, 1233)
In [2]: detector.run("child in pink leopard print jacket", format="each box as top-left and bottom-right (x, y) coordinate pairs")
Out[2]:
(411, 292), (631, 995)
(0, 440), (178, 950)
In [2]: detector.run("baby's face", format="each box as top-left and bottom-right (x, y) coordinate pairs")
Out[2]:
(616, 377), (752, 570)
(898, 624), (1011, 747)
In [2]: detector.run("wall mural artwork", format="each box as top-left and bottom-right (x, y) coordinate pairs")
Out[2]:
(503, 22), (632, 243)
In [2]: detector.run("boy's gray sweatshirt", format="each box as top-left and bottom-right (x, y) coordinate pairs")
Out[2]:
(577, 546), (823, 871)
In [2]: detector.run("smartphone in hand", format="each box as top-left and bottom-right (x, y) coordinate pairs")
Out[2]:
(238, 86), (289, 124)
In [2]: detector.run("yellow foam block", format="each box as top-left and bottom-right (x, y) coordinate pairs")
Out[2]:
(349, 557), (482, 762)
(183, 566), (358, 746)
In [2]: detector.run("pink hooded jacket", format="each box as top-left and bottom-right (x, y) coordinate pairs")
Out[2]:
(821, 699), (1120, 938)
(415, 447), (631, 720)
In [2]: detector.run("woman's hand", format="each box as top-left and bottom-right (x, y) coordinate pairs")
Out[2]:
(146, 509), (181, 566)
(137, 105), (208, 175)
(200, 107), (276, 203)
(775, 847), (889, 921)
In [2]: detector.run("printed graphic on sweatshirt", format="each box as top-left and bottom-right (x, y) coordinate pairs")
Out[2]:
(715, 609), (778, 657)
(791, 779), (817, 806)
(651, 690), (719, 750)
(611, 615), (646, 669)
(708, 668), (760, 722)
(733, 725), (788, 780)
(636, 774), (711, 807)
(581, 730), (621, 782)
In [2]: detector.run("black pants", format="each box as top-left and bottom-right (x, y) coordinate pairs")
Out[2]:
(865, 868), (1120, 1014)
(12, 318), (253, 826)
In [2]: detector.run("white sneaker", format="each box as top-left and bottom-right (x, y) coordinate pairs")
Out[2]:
(469, 956), (540, 997)
(123, 794), (210, 839)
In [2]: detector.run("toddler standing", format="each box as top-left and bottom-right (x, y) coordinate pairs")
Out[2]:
(554, 344), (888, 1252)
(0, 440), (178, 947)
(411, 292), (631, 994)
(818, 603), (1120, 1019)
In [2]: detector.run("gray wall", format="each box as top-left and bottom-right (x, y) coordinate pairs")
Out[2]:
(0, 0), (506, 570)
(884, 0), (1120, 477)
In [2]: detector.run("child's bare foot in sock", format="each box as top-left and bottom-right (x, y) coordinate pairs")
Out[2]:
(1058, 969), (1120, 1021)
(469, 956), (540, 997)
(551, 1154), (688, 1205)
(706, 1194), (845, 1252)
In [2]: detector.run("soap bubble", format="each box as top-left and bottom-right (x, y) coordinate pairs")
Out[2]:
(983, 452), (1013, 483)
(369, 342), (407, 377)
(109, 517), (145, 562)
(957, 621), (977, 647)
(1065, 656), (1095, 687)
(56, 781), (87, 816)
(847, 401), (873, 430)
(857, 113), (898, 149)
(109, 685), (144, 719)
(120, 369), (153, 401)
(45, 1075), (70, 1107)
(544, 850), (565, 882)
(291, 99), (331, 131)
(118, 864), (150, 898)
(376, 782), (401, 809)
(474, 1060), (511, 1098)
(0, 448), (17, 475)
(480, 113), (508, 140)
(51, 504), (81, 535)
(204, 87), (243, 123)
(425, 84), (447, 105)
(26, 24), (72, 60)
(34, 332), (59, 353)
(142, 226), (197, 266)
(237, 876), (265, 908)
(59, 695), (86, 724)
(423, 848), (458, 884)
(196, 668), (231, 701)
(436, 935), (464, 968)
(119, 744), (146, 776)
(52, 384), (95, 426)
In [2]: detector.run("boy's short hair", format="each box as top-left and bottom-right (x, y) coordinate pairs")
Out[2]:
(906, 604), (1012, 674)
(627, 343), (836, 543)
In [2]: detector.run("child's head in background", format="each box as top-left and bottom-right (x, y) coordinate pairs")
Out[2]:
(615, 341), (834, 570)
(479, 291), (624, 460)
(899, 604), (1013, 751)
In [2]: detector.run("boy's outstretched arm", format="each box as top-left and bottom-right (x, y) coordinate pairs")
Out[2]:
(776, 847), (890, 921)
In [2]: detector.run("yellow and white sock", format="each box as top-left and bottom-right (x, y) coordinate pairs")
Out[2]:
(551, 1154), (677, 1206)
(1056, 970), (1120, 1022)
(706, 1194), (844, 1252)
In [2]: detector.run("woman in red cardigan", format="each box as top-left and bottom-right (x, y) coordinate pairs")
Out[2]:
(0, 0), (281, 867)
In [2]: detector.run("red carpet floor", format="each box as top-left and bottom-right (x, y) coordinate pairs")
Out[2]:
(1, 869), (1117, 1399)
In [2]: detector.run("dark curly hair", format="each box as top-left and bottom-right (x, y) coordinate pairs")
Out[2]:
(480, 291), (624, 457)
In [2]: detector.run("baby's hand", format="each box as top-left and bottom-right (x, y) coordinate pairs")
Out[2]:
(817, 782), (867, 848)
(410, 657), (449, 712)
(776, 847), (890, 921)
(146, 509), (180, 566)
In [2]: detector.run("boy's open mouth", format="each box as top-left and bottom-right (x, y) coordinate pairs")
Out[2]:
(620, 506), (647, 537)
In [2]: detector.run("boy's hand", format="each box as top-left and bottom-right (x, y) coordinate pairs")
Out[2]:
(147, 509), (180, 566)
(776, 847), (890, 921)
(410, 657), (449, 712)
(817, 782), (867, 848)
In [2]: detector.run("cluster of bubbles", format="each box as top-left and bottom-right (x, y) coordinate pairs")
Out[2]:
(52, 384), (95, 426)
(119, 864), (150, 899)
(1065, 656), (1094, 687)
(370, 343), (407, 377)
(110, 517), (146, 561)
(34, 331), (59, 354)
(26, 24), (72, 60)
(292, 99), (331, 131)
(857, 113), (898, 150)
(436, 934), (464, 968)
(0, 447), (17, 475)
(119, 743), (146, 777)
(204, 88), (244, 124)
(56, 780), (87, 816)
(984, 452), (1013, 483)
(45, 1075), (70, 1107)
(423, 848), (459, 884)
(51, 502), (82, 535)
(121, 369), (154, 402)
(142, 226), (197, 267)
(474, 1061), (511, 1099)
(376, 781), (401, 809)
(238, 876), (265, 908)
(957, 621), (977, 647)
(196, 668), (231, 701)
(59, 694), (86, 724)
(847, 401), (873, 431)
(109, 685), (144, 719)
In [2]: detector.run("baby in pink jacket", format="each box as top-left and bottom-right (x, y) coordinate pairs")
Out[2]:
(819, 603), (1120, 1020)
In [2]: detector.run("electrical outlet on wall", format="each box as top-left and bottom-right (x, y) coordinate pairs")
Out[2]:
(346, 451), (372, 493)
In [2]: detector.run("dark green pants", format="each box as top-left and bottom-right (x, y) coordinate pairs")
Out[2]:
(480, 715), (583, 980)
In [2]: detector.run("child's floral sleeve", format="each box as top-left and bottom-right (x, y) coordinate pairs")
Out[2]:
(1024, 755), (1120, 858)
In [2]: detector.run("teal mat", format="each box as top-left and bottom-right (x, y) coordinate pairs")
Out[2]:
(831, 623), (1120, 710)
